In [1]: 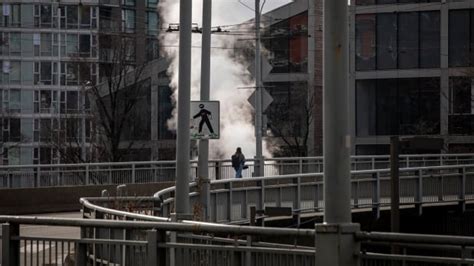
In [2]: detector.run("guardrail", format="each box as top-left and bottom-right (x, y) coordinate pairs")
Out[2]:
(0, 216), (315, 266)
(357, 231), (474, 265)
(3, 215), (474, 265)
(153, 163), (474, 223)
(2, 153), (474, 189)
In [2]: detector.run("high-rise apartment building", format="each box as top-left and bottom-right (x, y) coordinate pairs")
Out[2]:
(351, 0), (474, 154)
(0, 0), (166, 164)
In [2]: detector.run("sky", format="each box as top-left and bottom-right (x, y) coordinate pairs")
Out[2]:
(158, 0), (293, 160)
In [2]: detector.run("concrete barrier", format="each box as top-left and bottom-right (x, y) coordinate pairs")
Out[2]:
(0, 182), (174, 215)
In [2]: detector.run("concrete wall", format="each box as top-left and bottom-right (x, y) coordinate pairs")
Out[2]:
(0, 182), (174, 215)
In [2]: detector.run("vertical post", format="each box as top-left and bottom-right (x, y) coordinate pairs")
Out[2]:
(322, 0), (351, 226)
(80, 82), (87, 162)
(416, 169), (423, 216)
(75, 227), (87, 266)
(198, 0), (212, 221)
(372, 172), (380, 220)
(459, 167), (466, 212)
(316, 0), (359, 265)
(146, 230), (158, 266)
(390, 136), (400, 233)
(2, 223), (20, 266)
(85, 165), (90, 185)
(175, 0), (192, 219)
(254, 0), (264, 177)
(131, 163), (136, 184)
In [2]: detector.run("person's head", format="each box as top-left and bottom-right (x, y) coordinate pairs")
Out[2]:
(199, 104), (204, 109)
(236, 147), (242, 154)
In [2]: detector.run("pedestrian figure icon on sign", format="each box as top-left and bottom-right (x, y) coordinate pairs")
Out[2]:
(193, 104), (214, 134)
(190, 101), (220, 139)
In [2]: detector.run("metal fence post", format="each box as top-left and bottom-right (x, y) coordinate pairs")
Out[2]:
(2, 223), (20, 266)
(76, 227), (88, 266)
(34, 166), (39, 188)
(372, 172), (380, 220)
(215, 161), (221, 180)
(85, 165), (90, 185)
(132, 163), (136, 184)
(416, 169), (423, 216)
(293, 176), (301, 228)
(227, 182), (233, 222)
(459, 167), (466, 212)
(147, 230), (158, 266)
(299, 158), (303, 174)
(353, 181), (359, 208)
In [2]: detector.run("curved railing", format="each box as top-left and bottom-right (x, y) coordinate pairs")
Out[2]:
(153, 163), (474, 224)
(76, 159), (474, 266)
(80, 162), (474, 225)
(3, 153), (474, 189)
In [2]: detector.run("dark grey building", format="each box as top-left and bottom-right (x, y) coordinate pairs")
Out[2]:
(350, 0), (474, 154)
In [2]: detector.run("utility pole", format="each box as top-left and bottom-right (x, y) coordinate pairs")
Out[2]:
(175, 0), (192, 219)
(198, 0), (212, 221)
(254, 0), (264, 177)
(315, 0), (359, 265)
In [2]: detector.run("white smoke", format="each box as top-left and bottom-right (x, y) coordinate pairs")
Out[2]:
(158, 0), (290, 159)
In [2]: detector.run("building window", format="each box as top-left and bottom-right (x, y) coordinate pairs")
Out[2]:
(449, 10), (473, 67)
(79, 34), (91, 56)
(356, 14), (376, 70)
(79, 5), (91, 29)
(420, 11), (440, 68)
(356, 11), (440, 71)
(40, 5), (52, 28)
(448, 77), (474, 135)
(147, 11), (159, 35)
(147, 37), (159, 60)
(1, 4), (21, 27)
(122, 9), (135, 33)
(356, 78), (440, 136)
(398, 12), (418, 69)
(40, 62), (52, 85)
(66, 34), (78, 56)
(66, 5), (78, 29)
(376, 13), (397, 69)
(9, 89), (20, 113)
(41, 33), (52, 56)
(123, 0), (136, 6)
(2, 118), (21, 142)
(147, 0), (158, 8)
(9, 32), (20, 56)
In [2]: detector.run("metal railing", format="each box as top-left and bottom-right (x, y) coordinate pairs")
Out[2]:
(153, 163), (474, 223)
(2, 153), (474, 189)
(3, 215), (474, 265)
(0, 215), (315, 266)
(357, 231), (474, 265)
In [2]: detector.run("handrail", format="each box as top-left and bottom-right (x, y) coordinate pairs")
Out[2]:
(356, 231), (474, 246)
(2, 153), (474, 170)
(0, 215), (315, 237)
(154, 163), (474, 198)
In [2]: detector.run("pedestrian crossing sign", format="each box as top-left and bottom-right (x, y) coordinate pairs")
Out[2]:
(190, 101), (220, 140)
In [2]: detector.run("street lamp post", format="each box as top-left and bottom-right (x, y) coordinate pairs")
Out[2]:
(174, 0), (193, 219)
(315, 0), (360, 265)
(198, 0), (212, 221)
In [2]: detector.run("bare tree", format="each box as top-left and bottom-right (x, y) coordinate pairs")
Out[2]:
(86, 34), (147, 162)
(266, 85), (314, 157)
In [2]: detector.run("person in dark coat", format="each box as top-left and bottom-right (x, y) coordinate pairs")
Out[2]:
(231, 147), (245, 178)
